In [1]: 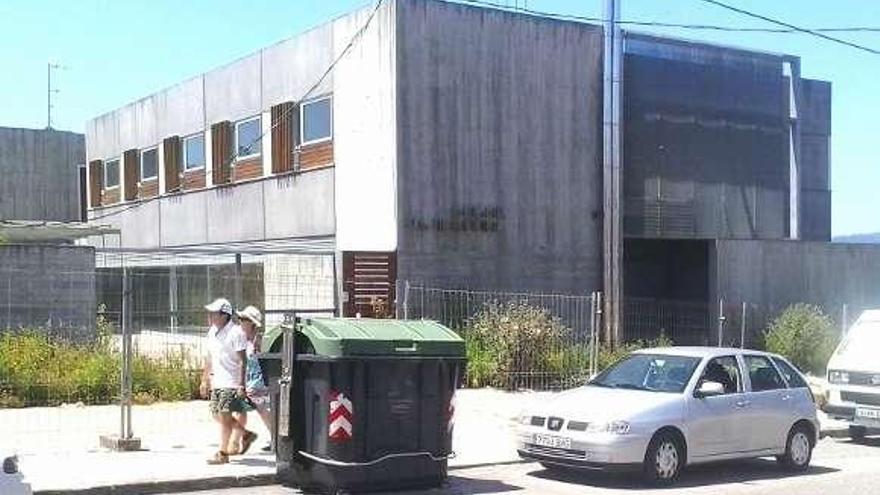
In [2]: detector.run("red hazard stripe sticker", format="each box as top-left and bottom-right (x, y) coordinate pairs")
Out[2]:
(329, 391), (353, 441)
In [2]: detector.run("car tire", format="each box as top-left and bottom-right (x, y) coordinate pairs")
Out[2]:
(779, 424), (813, 471)
(849, 425), (867, 441)
(643, 431), (684, 486)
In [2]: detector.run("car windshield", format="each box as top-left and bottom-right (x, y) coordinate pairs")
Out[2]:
(837, 323), (880, 361)
(589, 353), (701, 393)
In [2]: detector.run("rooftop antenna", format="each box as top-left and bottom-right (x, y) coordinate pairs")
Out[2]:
(47, 62), (64, 129)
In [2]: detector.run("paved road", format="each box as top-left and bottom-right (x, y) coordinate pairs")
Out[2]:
(180, 437), (880, 495)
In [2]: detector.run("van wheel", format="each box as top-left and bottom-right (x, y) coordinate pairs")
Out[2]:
(643, 431), (683, 486)
(779, 424), (813, 471)
(850, 425), (867, 441)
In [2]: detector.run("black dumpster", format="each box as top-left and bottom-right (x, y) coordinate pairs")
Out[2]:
(272, 317), (466, 493)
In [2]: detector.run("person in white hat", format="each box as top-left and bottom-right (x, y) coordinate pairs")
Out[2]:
(200, 298), (258, 465)
(228, 305), (274, 453)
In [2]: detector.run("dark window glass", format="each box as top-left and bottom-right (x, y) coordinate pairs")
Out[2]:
(236, 117), (262, 158)
(184, 135), (205, 170)
(105, 159), (120, 187)
(698, 356), (743, 394)
(140, 148), (158, 180)
(772, 357), (807, 388)
(302, 98), (332, 143)
(745, 355), (787, 392)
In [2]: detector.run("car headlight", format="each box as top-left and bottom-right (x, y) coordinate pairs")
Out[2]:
(518, 413), (531, 425)
(2, 455), (18, 475)
(586, 420), (631, 435)
(829, 370), (850, 384)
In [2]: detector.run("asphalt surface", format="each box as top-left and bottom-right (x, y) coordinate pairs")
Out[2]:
(178, 436), (880, 495)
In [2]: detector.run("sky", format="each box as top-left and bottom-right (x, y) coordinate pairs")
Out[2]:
(0, 0), (878, 236)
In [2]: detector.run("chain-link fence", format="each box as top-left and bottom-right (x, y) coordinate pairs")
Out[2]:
(399, 283), (602, 391)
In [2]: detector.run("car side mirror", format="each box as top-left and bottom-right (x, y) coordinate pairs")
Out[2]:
(695, 381), (725, 398)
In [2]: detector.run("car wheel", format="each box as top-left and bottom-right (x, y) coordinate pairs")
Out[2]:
(779, 424), (813, 471)
(643, 431), (683, 486)
(849, 425), (867, 441)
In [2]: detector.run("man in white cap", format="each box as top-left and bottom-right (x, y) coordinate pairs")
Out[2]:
(200, 298), (257, 465)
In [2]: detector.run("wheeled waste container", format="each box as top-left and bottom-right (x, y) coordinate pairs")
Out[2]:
(263, 317), (466, 493)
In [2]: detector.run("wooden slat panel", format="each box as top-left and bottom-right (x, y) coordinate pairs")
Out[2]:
(300, 140), (333, 170)
(183, 170), (206, 190)
(88, 160), (103, 208)
(211, 121), (232, 185)
(163, 136), (181, 193)
(123, 149), (139, 201)
(234, 157), (263, 182)
(102, 188), (120, 205)
(271, 102), (297, 174)
(342, 251), (397, 318)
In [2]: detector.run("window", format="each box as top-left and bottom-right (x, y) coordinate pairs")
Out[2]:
(140, 147), (158, 180)
(771, 357), (808, 389)
(698, 356), (742, 394)
(183, 134), (205, 170)
(589, 354), (701, 393)
(104, 159), (120, 188)
(235, 116), (262, 160)
(301, 97), (332, 145)
(745, 355), (787, 392)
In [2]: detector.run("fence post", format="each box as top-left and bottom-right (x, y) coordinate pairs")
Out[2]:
(234, 253), (243, 310)
(717, 298), (726, 347)
(841, 304), (848, 338)
(402, 280), (410, 320)
(169, 265), (178, 332)
(740, 301), (746, 349)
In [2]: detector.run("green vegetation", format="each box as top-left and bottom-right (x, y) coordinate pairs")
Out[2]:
(764, 303), (837, 375)
(461, 300), (674, 390)
(0, 313), (199, 408)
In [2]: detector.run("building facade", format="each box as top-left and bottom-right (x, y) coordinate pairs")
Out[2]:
(85, 0), (864, 343)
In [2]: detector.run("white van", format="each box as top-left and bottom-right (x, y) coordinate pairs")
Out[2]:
(823, 310), (880, 439)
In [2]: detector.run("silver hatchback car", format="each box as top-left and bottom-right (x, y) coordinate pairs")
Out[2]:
(517, 347), (819, 485)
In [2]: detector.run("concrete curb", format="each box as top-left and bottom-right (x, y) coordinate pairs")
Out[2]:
(33, 474), (277, 495)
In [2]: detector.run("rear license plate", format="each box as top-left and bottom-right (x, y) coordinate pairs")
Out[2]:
(533, 434), (572, 449)
(856, 407), (880, 420)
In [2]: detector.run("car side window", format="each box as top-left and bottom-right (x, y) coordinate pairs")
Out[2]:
(771, 357), (808, 389)
(744, 355), (787, 392)
(698, 356), (742, 394)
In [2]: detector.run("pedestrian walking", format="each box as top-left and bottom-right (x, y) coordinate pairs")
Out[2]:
(199, 298), (258, 465)
(228, 305), (274, 454)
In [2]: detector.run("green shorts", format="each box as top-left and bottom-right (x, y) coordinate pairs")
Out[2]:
(209, 388), (246, 415)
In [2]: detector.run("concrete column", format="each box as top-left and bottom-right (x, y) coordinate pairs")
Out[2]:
(157, 141), (166, 194)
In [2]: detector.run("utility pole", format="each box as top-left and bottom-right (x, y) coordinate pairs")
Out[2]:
(603, 0), (624, 345)
(47, 62), (62, 129)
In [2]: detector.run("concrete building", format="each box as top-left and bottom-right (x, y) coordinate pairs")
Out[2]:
(83, 0), (874, 343)
(0, 126), (85, 222)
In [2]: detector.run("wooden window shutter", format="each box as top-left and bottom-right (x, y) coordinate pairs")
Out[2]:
(123, 149), (139, 201)
(88, 159), (103, 207)
(211, 121), (232, 185)
(271, 102), (297, 174)
(163, 136), (181, 192)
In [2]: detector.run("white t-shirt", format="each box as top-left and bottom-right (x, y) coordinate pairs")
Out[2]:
(207, 320), (248, 390)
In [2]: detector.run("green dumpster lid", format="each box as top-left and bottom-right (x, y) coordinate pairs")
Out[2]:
(298, 318), (465, 358)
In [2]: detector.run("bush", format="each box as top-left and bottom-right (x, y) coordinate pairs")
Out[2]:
(764, 303), (837, 375)
(460, 300), (675, 390)
(0, 322), (199, 408)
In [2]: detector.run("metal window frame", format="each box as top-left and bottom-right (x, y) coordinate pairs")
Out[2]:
(104, 157), (120, 189)
(300, 96), (333, 146)
(182, 132), (206, 171)
(234, 116), (262, 161)
(139, 146), (159, 181)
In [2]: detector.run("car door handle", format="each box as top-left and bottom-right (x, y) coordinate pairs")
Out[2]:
(735, 400), (751, 408)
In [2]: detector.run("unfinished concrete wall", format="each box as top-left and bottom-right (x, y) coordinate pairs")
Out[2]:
(395, 0), (604, 293)
(799, 79), (832, 241)
(0, 127), (84, 222)
(0, 244), (96, 336)
(715, 239), (880, 319)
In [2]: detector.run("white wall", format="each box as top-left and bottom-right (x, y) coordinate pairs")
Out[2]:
(332, 0), (398, 252)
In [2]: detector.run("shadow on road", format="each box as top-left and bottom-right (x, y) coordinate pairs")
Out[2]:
(528, 458), (839, 490)
(391, 476), (524, 495)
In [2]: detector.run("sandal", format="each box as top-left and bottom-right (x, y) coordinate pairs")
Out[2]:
(207, 451), (229, 465)
(240, 430), (258, 455)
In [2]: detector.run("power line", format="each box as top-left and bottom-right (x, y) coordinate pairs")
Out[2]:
(458, 0), (880, 34)
(89, 0), (386, 223)
(697, 0), (880, 56)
